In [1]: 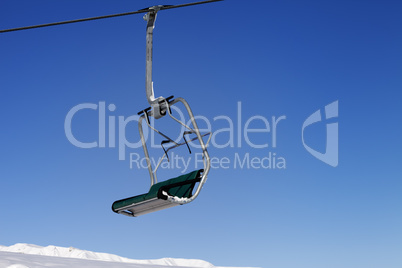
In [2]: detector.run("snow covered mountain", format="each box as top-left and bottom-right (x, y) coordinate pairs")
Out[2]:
(0, 243), (255, 268)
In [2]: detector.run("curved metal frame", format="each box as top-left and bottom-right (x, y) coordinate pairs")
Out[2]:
(134, 9), (211, 206)
(138, 97), (211, 205)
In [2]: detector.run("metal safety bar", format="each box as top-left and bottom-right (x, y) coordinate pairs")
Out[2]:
(138, 97), (211, 205)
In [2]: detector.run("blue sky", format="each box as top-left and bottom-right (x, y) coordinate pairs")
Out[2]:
(1, 0), (401, 267)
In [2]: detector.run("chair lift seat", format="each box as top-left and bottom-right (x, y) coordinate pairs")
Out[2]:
(112, 169), (203, 217)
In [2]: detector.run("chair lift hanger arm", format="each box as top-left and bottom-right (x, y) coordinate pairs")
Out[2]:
(144, 0), (224, 118)
(0, 0), (223, 34)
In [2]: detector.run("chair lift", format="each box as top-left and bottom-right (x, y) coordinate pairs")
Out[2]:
(111, 3), (215, 217)
(0, 0), (222, 217)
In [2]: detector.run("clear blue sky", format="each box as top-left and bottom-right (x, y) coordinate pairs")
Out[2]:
(1, 1), (401, 267)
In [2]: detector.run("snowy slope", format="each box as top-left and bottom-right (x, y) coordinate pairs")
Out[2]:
(0, 244), (256, 268)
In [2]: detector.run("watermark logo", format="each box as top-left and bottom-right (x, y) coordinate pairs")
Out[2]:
(64, 99), (339, 170)
(301, 100), (338, 167)
(129, 152), (286, 173)
(64, 101), (287, 168)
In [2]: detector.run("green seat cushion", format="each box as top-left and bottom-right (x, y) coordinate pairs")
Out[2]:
(112, 193), (147, 211)
(146, 170), (201, 199)
(112, 169), (202, 211)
